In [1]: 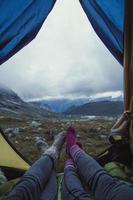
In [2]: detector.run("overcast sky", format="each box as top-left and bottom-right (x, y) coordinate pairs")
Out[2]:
(0, 0), (123, 100)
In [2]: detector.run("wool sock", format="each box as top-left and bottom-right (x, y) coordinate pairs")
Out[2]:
(65, 158), (75, 169)
(66, 127), (82, 155)
(44, 131), (66, 160)
(36, 137), (49, 155)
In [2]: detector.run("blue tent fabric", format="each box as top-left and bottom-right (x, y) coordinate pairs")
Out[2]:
(79, 0), (125, 65)
(0, 0), (56, 65)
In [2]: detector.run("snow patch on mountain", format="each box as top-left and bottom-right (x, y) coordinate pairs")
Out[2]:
(89, 91), (123, 102)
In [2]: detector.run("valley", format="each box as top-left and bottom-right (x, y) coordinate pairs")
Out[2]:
(0, 85), (121, 172)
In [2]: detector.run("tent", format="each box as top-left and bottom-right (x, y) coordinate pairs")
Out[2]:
(0, 0), (133, 181)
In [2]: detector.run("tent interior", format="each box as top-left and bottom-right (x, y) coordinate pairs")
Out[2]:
(0, 0), (133, 194)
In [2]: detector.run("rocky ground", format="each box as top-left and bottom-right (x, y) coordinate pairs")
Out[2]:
(0, 117), (115, 172)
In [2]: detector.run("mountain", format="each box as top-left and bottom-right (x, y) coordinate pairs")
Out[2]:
(28, 91), (123, 113)
(0, 85), (54, 119)
(30, 101), (51, 112)
(28, 98), (89, 113)
(64, 101), (124, 117)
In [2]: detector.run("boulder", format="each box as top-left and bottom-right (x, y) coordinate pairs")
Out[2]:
(13, 128), (20, 135)
(30, 121), (41, 128)
(89, 127), (101, 133)
(100, 135), (107, 140)
(4, 128), (14, 134)
(4, 127), (25, 136)
(25, 136), (30, 140)
(36, 127), (44, 134)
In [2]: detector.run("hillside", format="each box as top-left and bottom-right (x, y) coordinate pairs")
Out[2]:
(28, 92), (123, 113)
(28, 98), (89, 113)
(30, 101), (52, 112)
(64, 101), (124, 116)
(0, 85), (54, 119)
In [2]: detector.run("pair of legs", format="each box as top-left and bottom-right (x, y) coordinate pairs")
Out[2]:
(62, 158), (92, 200)
(62, 127), (133, 200)
(4, 128), (133, 200)
(4, 132), (66, 200)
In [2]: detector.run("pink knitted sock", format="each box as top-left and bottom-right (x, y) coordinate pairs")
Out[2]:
(66, 127), (77, 149)
(65, 158), (75, 169)
(66, 127), (82, 154)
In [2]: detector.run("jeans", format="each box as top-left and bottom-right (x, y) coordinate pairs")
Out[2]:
(62, 145), (133, 200)
(3, 155), (57, 200)
(3, 147), (133, 200)
(62, 164), (92, 200)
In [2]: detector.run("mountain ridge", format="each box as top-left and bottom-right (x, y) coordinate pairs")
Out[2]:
(64, 101), (124, 117)
(0, 85), (54, 119)
(28, 91), (123, 113)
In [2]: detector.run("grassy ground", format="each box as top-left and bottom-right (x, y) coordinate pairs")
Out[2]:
(0, 117), (115, 172)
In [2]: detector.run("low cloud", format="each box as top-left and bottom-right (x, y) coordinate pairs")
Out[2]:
(0, 0), (123, 100)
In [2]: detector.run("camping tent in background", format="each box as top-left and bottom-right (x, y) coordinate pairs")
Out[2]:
(0, 0), (133, 179)
(0, 129), (30, 180)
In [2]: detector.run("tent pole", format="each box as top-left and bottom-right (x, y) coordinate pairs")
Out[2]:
(124, 0), (133, 152)
(110, 0), (133, 148)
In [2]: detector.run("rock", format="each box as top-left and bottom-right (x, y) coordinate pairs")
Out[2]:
(19, 127), (26, 132)
(8, 133), (14, 138)
(13, 128), (20, 134)
(61, 123), (65, 127)
(30, 121), (41, 128)
(4, 127), (24, 136)
(4, 128), (14, 134)
(25, 136), (30, 140)
(66, 122), (71, 126)
(36, 127), (43, 134)
(35, 136), (46, 142)
(77, 134), (81, 139)
(89, 127), (101, 133)
(97, 127), (101, 132)
(100, 135), (107, 140)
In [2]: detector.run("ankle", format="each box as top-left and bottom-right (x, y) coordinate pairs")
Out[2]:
(44, 146), (59, 161)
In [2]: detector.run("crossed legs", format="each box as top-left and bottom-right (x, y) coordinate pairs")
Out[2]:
(4, 132), (66, 200)
(63, 127), (133, 200)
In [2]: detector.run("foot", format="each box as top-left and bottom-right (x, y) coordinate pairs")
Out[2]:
(66, 127), (82, 154)
(35, 137), (49, 155)
(44, 131), (66, 160)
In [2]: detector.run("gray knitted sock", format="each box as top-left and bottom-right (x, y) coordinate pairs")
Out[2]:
(44, 131), (66, 160)
(35, 137), (49, 155)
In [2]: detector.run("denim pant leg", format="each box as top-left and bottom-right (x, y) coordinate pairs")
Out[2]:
(41, 170), (57, 200)
(62, 165), (92, 200)
(74, 149), (133, 200)
(4, 155), (56, 200)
